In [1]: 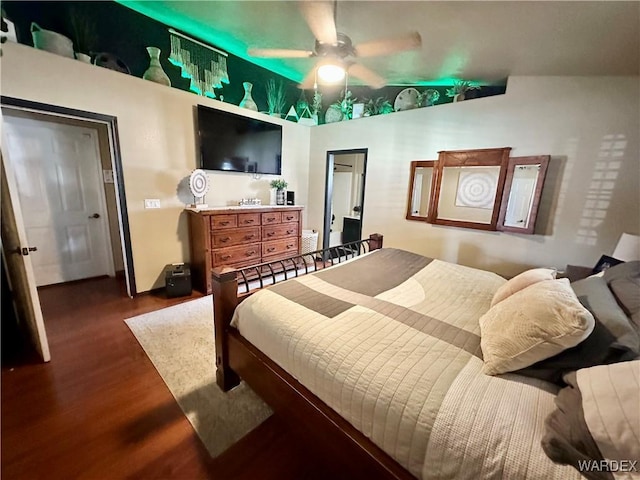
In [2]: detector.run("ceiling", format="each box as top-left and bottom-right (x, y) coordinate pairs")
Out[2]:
(119, 1), (640, 87)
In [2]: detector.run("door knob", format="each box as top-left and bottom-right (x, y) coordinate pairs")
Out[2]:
(89, 213), (100, 219)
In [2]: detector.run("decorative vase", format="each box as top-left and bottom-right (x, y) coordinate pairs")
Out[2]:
(143, 46), (171, 86)
(269, 188), (277, 206)
(30, 22), (74, 58)
(276, 189), (286, 206)
(239, 82), (258, 111)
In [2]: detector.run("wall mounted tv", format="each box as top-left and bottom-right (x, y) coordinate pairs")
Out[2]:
(197, 105), (282, 175)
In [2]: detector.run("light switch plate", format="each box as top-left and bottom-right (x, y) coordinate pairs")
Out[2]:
(144, 199), (161, 209)
(102, 169), (114, 183)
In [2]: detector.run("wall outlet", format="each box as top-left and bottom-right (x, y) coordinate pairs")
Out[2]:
(144, 199), (161, 209)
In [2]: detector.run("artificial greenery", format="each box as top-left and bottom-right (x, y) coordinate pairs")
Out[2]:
(68, 7), (97, 55)
(417, 88), (440, 107)
(330, 90), (356, 120)
(265, 78), (286, 115)
(311, 90), (323, 116)
(270, 178), (288, 190)
(445, 80), (480, 98)
(362, 96), (393, 116)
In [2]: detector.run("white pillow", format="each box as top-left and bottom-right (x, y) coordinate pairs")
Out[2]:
(480, 278), (595, 375)
(491, 267), (557, 307)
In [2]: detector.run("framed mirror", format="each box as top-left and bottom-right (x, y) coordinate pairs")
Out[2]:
(430, 147), (511, 230)
(406, 160), (436, 221)
(497, 155), (550, 234)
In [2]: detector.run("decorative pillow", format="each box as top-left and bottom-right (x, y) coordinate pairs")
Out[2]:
(480, 278), (595, 375)
(604, 261), (640, 330)
(490, 267), (557, 307)
(516, 276), (640, 384)
(542, 360), (640, 479)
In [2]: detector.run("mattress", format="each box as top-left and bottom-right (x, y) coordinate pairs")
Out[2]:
(231, 248), (582, 479)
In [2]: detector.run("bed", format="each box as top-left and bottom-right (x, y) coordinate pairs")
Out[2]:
(212, 234), (640, 480)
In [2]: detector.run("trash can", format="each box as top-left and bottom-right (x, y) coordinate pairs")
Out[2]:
(301, 230), (319, 264)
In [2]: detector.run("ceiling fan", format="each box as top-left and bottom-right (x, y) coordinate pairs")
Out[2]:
(247, 1), (422, 89)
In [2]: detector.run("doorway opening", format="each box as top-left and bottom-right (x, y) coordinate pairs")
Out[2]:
(1, 97), (135, 297)
(322, 149), (368, 253)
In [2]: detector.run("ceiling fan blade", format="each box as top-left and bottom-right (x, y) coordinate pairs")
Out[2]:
(298, 1), (337, 45)
(347, 63), (386, 89)
(354, 32), (422, 57)
(247, 48), (314, 58)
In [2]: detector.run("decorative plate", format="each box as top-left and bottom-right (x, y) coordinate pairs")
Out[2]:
(189, 169), (210, 199)
(324, 105), (344, 124)
(394, 87), (420, 111)
(92, 52), (131, 74)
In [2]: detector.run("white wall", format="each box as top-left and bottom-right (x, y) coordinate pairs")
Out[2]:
(1, 42), (311, 291)
(308, 76), (640, 277)
(3, 43), (638, 284)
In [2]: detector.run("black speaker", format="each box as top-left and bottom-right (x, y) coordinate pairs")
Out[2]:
(165, 263), (192, 298)
(286, 191), (295, 205)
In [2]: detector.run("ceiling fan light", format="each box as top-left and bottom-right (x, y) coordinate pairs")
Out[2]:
(317, 63), (346, 83)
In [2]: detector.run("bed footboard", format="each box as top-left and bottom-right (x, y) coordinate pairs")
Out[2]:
(211, 266), (241, 391)
(212, 233), (383, 392)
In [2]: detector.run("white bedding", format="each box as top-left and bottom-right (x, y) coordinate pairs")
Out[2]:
(231, 249), (582, 479)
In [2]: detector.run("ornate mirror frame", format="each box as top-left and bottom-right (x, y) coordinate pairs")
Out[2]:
(406, 148), (550, 234)
(406, 160), (436, 221)
(430, 147), (512, 230)
(497, 155), (550, 234)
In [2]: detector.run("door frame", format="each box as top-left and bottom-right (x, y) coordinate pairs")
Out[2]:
(322, 148), (368, 253)
(1, 96), (137, 296)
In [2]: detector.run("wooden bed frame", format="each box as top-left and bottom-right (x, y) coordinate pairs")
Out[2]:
(212, 233), (414, 479)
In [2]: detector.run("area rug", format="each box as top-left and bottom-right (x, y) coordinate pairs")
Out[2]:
(124, 296), (272, 457)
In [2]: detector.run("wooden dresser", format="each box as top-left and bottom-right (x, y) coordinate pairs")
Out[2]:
(187, 206), (303, 294)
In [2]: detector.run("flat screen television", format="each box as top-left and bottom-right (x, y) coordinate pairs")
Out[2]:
(197, 104), (282, 175)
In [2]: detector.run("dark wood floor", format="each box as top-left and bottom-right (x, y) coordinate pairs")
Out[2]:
(1, 277), (329, 480)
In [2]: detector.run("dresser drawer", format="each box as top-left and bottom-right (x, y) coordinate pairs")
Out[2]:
(282, 210), (299, 223)
(211, 214), (237, 229)
(262, 222), (298, 241)
(213, 243), (261, 266)
(188, 207), (303, 295)
(212, 227), (260, 248)
(261, 211), (282, 225)
(263, 238), (298, 258)
(238, 213), (260, 227)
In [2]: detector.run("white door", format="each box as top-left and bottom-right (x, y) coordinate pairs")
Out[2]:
(2, 116), (113, 286)
(1, 153), (50, 362)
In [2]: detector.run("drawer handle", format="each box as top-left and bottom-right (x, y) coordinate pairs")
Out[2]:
(243, 219), (254, 224)
(266, 217), (275, 222)
(245, 234), (255, 240)
(266, 232), (275, 237)
(286, 229), (294, 234)
(286, 244), (294, 249)
(246, 250), (257, 256)
(267, 247), (276, 252)
(219, 221), (230, 226)
(286, 216), (294, 220)
(221, 255), (231, 260)
(220, 237), (231, 242)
